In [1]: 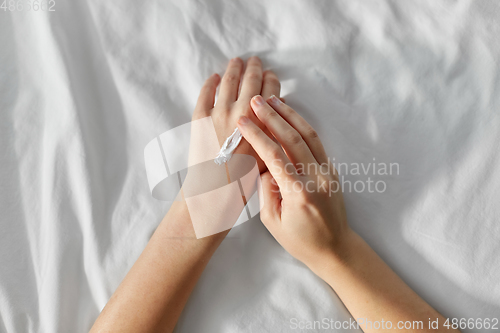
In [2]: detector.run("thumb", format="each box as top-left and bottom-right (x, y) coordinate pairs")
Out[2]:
(259, 171), (281, 232)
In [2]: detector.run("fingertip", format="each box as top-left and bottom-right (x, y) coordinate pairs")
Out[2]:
(251, 95), (266, 107)
(248, 56), (262, 64)
(263, 69), (276, 77)
(231, 57), (243, 64)
(267, 94), (283, 107)
(207, 73), (220, 84)
(211, 73), (220, 85)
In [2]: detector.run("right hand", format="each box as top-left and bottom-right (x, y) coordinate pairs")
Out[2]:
(236, 95), (355, 275)
(238, 95), (458, 333)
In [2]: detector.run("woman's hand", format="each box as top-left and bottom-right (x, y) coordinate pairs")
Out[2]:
(194, 56), (282, 173)
(236, 95), (353, 275)
(237, 95), (459, 333)
(91, 57), (282, 333)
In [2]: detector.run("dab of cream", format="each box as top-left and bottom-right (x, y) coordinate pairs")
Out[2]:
(214, 128), (243, 165)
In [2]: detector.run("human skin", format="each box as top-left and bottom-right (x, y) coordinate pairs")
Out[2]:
(90, 57), (460, 333)
(90, 57), (280, 333)
(236, 94), (460, 333)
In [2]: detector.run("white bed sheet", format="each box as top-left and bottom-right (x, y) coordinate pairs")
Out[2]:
(1, 0), (500, 332)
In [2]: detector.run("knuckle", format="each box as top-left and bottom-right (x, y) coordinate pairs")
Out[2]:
(305, 126), (319, 139)
(267, 147), (283, 161)
(264, 76), (280, 88)
(245, 72), (262, 81)
(223, 74), (239, 84)
(211, 111), (225, 123)
(263, 110), (279, 121)
(249, 125), (262, 137)
(284, 130), (303, 145)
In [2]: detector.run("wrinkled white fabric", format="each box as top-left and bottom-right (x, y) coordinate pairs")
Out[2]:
(1, 0), (500, 332)
(214, 128), (243, 165)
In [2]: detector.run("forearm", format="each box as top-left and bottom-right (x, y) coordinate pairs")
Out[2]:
(90, 201), (227, 333)
(315, 230), (459, 333)
(236, 95), (462, 332)
(91, 57), (283, 332)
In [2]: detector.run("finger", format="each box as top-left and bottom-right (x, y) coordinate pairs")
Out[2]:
(259, 171), (282, 228)
(268, 95), (329, 165)
(251, 95), (317, 170)
(239, 56), (263, 101)
(218, 58), (244, 106)
(260, 70), (281, 100)
(279, 97), (286, 104)
(236, 116), (298, 190)
(193, 73), (220, 119)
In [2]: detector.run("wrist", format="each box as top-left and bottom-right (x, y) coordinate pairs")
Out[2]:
(307, 228), (361, 281)
(159, 200), (228, 247)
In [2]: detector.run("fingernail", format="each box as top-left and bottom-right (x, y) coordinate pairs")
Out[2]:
(269, 95), (281, 105)
(238, 116), (249, 125)
(253, 95), (265, 106)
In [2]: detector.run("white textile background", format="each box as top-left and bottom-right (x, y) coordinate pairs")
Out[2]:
(1, 0), (500, 332)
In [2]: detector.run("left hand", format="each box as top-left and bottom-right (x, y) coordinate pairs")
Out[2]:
(192, 56), (282, 173)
